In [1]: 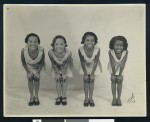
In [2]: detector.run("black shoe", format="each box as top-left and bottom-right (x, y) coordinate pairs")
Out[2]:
(84, 99), (89, 107)
(28, 98), (34, 106)
(112, 99), (117, 106)
(116, 99), (122, 106)
(89, 99), (95, 107)
(34, 97), (40, 105)
(62, 97), (67, 106)
(55, 97), (62, 105)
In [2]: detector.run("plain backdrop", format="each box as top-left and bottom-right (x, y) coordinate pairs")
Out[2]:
(4, 4), (146, 116)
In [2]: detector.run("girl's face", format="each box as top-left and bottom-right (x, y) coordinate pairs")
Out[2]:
(114, 40), (124, 54)
(27, 36), (39, 50)
(54, 38), (66, 53)
(84, 35), (95, 49)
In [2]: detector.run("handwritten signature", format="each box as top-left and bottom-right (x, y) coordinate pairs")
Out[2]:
(127, 93), (135, 103)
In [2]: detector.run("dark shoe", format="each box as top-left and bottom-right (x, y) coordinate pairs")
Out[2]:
(55, 97), (62, 105)
(84, 99), (89, 107)
(34, 97), (40, 105)
(117, 99), (122, 106)
(62, 97), (67, 106)
(112, 99), (117, 106)
(89, 99), (95, 107)
(28, 97), (34, 106)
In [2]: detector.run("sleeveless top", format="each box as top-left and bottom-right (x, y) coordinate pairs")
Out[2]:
(108, 50), (127, 75)
(79, 46), (102, 75)
(24, 45), (44, 74)
(49, 48), (73, 78)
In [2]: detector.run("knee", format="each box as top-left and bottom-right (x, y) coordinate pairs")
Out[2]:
(83, 77), (88, 83)
(28, 79), (33, 83)
(83, 79), (88, 84)
(56, 79), (61, 83)
(34, 79), (39, 83)
(111, 76), (116, 84)
(34, 77), (40, 81)
(117, 78), (123, 84)
(62, 79), (68, 83)
(89, 79), (94, 84)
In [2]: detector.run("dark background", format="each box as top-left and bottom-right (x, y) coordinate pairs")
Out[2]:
(1, 0), (149, 122)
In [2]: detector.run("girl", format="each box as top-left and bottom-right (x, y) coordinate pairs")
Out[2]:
(108, 36), (128, 106)
(48, 35), (73, 106)
(78, 32), (102, 107)
(21, 33), (45, 106)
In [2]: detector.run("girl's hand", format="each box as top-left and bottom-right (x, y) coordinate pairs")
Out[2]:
(111, 74), (117, 82)
(55, 74), (60, 81)
(118, 75), (123, 81)
(62, 74), (68, 81)
(27, 72), (33, 80)
(83, 74), (89, 81)
(90, 74), (95, 81)
(34, 72), (40, 80)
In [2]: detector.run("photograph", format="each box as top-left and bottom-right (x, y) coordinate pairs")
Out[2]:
(4, 4), (146, 117)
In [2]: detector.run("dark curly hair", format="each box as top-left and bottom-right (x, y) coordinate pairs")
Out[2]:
(25, 33), (40, 44)
(109, 36), (128, 50)
(51, 35), (68, 47)
(81, 32), (98, 45)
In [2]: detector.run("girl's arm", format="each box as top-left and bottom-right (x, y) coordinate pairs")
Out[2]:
(61, 52), (72, 74)
(109, 50), (116, 75)
(37, 50), (45, 73)
(91, 49), (100, 76)
(119, 50), (128, 75)
(21, 48), (30, 73)
(48, 51), (60, 74)
(78, 49), (87, 75)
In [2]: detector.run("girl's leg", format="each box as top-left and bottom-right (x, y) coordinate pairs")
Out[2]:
(62, 79), (68, 105)
(89, 80), (94, 100)
(28, 78), (34, 106)
(28, 79), (34, 99)
(89, 80), (95, 106)
(34, 79), (40, 99)
(56, 79), (61, 97)
(34, 77), (40, 105)
(117, 77), (123, 106)
(84, 80), (89, 100)
(55, 79), (62, 105)
(62, 79), (68, 98)
(56, 79), (62, 98)
(111, 75), (117, 105)
(83, 79), (89, 106)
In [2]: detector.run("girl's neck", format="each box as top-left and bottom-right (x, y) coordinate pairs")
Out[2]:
(54, 48), (66, 54)
(84, 45), (94, 51)
(28, 48), (38, 53)
(114, 51), (122, 60)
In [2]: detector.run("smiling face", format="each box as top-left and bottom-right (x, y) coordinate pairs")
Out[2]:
(84, 35), (95, 49)
(114, 40), (124, 54)
(27, 36), (39, 51)
(54, 38), (66, 53)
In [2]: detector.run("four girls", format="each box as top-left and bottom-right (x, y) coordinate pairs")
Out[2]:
(21, 32), (128, 107)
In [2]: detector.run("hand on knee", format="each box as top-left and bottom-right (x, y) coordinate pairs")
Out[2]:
(55, 74), (60, 81)
(90, 74), (95, 81)
(27, 72), (34, 81)
(90, 80), (94, 84)
(83, 74), (89, 81)
(62, 74), (68, 81)
(34, 73), (40, 81)
(111, 74), (116, 83)
(117, 75), (123, 83)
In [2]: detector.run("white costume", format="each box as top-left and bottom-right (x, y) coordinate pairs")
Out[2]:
(79, 46), (102, 75)
(24, 45), (44, 74)
(108, 50), (127, 75)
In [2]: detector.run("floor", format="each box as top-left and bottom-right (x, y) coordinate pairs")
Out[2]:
(4, 83), (146, 117)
